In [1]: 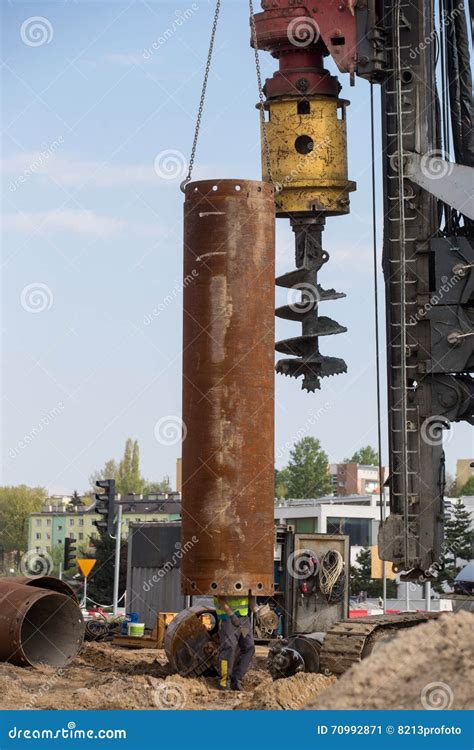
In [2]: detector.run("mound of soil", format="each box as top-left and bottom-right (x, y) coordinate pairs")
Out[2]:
(239, 672), (337, 710)
(308, 611), (473, 710)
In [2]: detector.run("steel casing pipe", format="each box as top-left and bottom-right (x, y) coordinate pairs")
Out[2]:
(181, 179), (276, 597)
(0, 580), (84, 667)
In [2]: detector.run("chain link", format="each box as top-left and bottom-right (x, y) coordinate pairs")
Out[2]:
(249, 0), (274, 186)
(181, 0), (275, 191)
(181, 0), (221, 192)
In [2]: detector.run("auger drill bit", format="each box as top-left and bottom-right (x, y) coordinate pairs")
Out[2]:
(275, 217), (347, 392)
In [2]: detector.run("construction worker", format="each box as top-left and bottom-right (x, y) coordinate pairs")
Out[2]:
(213, 594), (258, 691)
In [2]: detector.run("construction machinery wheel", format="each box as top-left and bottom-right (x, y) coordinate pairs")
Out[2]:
(268, 633), (323, 680)
(164, 605), (219, 677)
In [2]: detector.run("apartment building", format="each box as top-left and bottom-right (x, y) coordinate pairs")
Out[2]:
(456, 458), (474, 493)
(329, 463), (388, 497)
(28, 494), (181, 555)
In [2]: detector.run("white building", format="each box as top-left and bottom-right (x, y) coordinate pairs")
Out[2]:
(275, 494), (389, 564)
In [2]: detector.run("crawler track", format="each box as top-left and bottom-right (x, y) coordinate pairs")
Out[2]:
(319, 613), (439, 675)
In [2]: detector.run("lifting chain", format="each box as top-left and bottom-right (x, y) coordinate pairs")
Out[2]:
(180, 0), (221, 192)
(249, 0), (274, 185)
(181, 0), (275, 192)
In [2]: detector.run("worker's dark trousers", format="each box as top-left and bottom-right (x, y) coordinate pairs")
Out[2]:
(218, 616), (255, 687)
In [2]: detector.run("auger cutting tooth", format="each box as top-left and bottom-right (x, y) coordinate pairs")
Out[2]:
(276, 356), (348, 392)
(316, 286), (346, 302)
(304, 316), (347, 337)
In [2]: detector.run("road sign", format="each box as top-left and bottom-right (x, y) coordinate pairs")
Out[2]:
(77, 558), (96, 578)
(370, 545), (397, 580)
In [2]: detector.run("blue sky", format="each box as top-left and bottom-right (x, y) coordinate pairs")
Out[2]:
(1, 0), (471, 494)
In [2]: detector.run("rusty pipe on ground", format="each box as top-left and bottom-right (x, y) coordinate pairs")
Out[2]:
(8, 576), (78, 601)
(0, 580), (84, 668)
(181, 179), (276, 597)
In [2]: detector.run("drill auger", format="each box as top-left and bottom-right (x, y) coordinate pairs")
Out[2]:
(275, 217), (347, 392)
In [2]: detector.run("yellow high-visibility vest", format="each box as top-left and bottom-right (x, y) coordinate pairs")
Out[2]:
(213, 596), (249, 617)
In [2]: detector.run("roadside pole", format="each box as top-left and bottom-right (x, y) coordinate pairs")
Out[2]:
(381, 491), (387, 613)
(425, 580), (431, 611)
(382, 561), (387, 613)
(112, 503), (123, 616)
(77, 559), (96, 609)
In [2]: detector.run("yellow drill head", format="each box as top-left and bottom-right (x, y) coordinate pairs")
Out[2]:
(261, 96), (356, 216)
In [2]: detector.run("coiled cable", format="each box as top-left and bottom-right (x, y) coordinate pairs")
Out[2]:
(319, 549), (344, 602)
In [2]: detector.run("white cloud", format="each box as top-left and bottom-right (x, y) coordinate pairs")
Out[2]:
(2, 152), (158, 189)
(2, 208), (169, 240)
(103, 52), (153, 66)
(3, 209), (126, 238)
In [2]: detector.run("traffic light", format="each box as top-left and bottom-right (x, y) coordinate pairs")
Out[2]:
(64, 536), (77, 570)
(93, 479), (116, 536)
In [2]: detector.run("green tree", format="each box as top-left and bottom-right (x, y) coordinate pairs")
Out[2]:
(86, 534), (127, 605)
(284, 437), (331, 499)
(350, 546), (397, 598)
(459, 477), (474, 496)
(131, 440), (141, 491)
(118, 438), (145, 495)
(50, 543), (76, 576)
(71, 490), (85, 507)
(275, 468), (290, 500)
(350, 547), (372, 595)
(434, 499), (473, 591)
(444, 472), (458, 497)
(0, 485), (48, 557)
(345, 446), (379, 466)
(118, 438), (133, 493)
(89, 459), (119, 490)
(49, 544), (63, 575)
(90, 439), (145, 495)
(144, 478), (172, 494)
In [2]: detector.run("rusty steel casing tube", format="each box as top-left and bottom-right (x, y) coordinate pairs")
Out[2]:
(0, 580), (84, 668)
(181, 179), (276, 597)
(8, 576), (78, 601)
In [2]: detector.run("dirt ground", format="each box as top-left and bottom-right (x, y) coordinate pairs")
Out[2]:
(0, 643), (334, 711)
(309, 611), (474, 710)
(0, 611), (471, 710)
